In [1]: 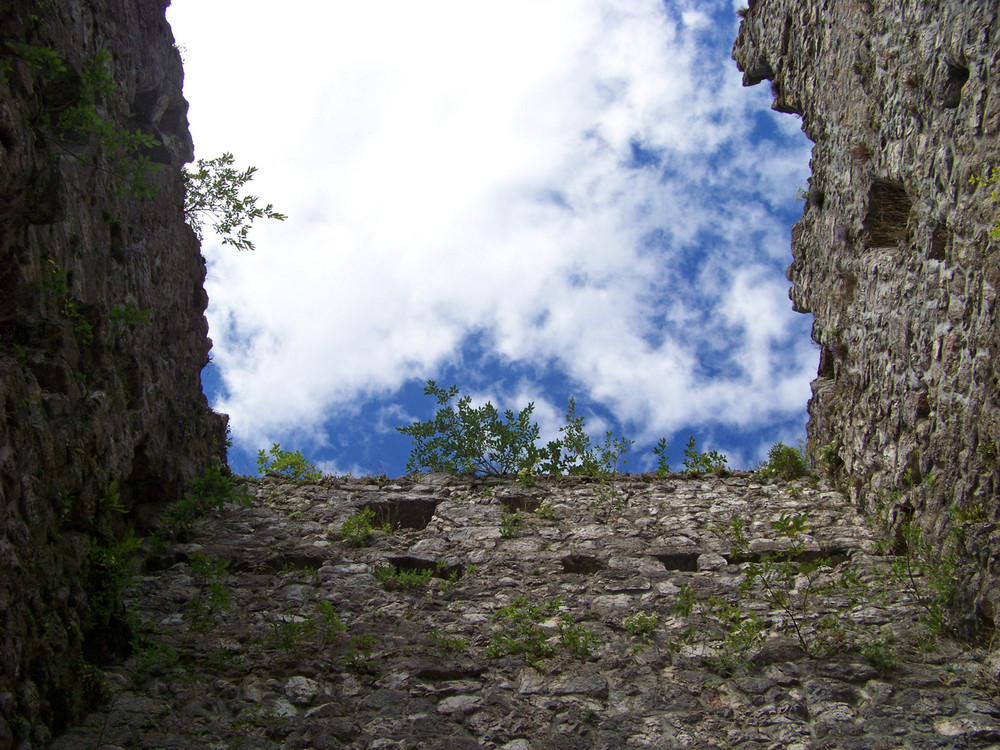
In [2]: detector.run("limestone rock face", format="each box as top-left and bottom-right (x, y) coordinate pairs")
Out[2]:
(0, 0), (225, 744)
(734, 1), (1000, 629)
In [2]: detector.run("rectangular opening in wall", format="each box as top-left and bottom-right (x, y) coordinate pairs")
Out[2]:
(864, 180), (912, 248)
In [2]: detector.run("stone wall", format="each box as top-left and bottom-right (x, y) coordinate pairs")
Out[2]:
(733, 0), (1000, 631)
(49, 475), (1000, 748)
(0, 0), (225, 744)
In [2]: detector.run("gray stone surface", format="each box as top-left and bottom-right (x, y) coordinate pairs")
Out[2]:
(50, 474), (1000, 748)
(733, 0), (1000, 630)
(0, 0), (225, 744)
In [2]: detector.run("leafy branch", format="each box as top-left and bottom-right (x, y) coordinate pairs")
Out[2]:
(397, 381), (541, 476)
(183, 153), (287, 251)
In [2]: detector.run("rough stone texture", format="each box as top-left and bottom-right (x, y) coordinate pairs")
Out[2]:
(50, 475), (1000, 749)
(733, 1), (1000, 630)
(0, 1), (225, 745)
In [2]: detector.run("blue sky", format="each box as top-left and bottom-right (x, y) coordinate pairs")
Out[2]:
(166, 0), (814, 477)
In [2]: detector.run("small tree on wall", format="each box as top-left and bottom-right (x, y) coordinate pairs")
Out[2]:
(182, 152), (287, 251)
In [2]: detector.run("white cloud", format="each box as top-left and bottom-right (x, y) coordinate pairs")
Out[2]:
(168, 0), (813, 463)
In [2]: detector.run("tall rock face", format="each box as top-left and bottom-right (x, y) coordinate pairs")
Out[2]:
(734, 1), (1000, 630)
(0, 0), (226, 744)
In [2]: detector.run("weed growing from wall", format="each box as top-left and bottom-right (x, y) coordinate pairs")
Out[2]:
(256, 443), (322, 481)
(184, 553), (232, 634)
(107, 302), (150, 326)
(653, 438), (671, 476)
(487, 596), (559, 662)
(183, 153), (287, 251)
(372, 562), (435, 591)
(43, 259), (93, 344)
(890, 520), (958, 637)
(397, 381), (542, 476)
(713, 513), (825, 656)
(757, 441), (810, 479)
(682, 436), (730, 475)
(398, 383), (634, 483)
(499, 510), (522, 539)
(623, 611), (659, 643)
(339, 507), (388, 547)
(83, 529), (143, 658)
(152, 460), (251, 546)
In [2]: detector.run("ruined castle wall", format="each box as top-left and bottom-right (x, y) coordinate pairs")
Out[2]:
(0, 0), (225, 744)
(733, 0), (1000, 630)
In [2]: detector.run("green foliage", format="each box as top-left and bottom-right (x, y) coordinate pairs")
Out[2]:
(84, 529), (143, 637)
(131, 641), (179, 676)
(674, 584), (695, 618)
(623, 611), (659, 642)
(108, 302), (151, 326)
(890, 521), (957, 637)
(155, 460), (250, 545)
(397, 385), (637, 486)
(714, 512), (832, 658)
(857, 627), (898, 673)
(546, 398), (634, 478)
(557, 616), (597, 658)
(819, 442), (843, 475)
(702, 596), (766, 675)
(6, 42), (158, 195)
(757, 441), (810, 480)
(499, 510), (522, 539)
(653, 438), (671, 476)
(339, 507), (387, 547)
(191, 459), (250, 507)
(98, 480), (126, 515)
(373, 562), (435, 591)
(267, 613), (318, 655)
(315, 600), (347, 641)
(184, 553), (232, 634)
(43, 259), (93, 344)
(183, 152), (287, 251)
(54, 49), (161, 197)
(487, 596), (559, 662)
(534, 500), (556, 520)
(6, 42), (67, 77)
(343, 633), (378, 674)
(397, 381), (541, 476)
(553, 396), (594, 474)
(950, 498), (987, 525)
(682, 436), (729, 475)
(429, 628), (467, 653)
(256, 443), (322, 481)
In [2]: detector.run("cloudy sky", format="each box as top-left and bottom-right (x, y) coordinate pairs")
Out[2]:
(165, 0), (815, 477)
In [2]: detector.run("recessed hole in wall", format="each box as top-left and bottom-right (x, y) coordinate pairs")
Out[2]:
(818, 346), (836, 378)
(864, 180), (912, 248)
(930, 225), (949, 260)
(560, 554), (606, 574)
(364, 500), (438, 530)
(849, 143), (872, 163)
(942, 61), (970, 109)
(839, 271), (858, 303)
(499, 496), (541, 514)
(653, 550), (701, 572)
(384, 556), (463, 580)
(726, 547), (848, 566)
(244, 551), (331, 574)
